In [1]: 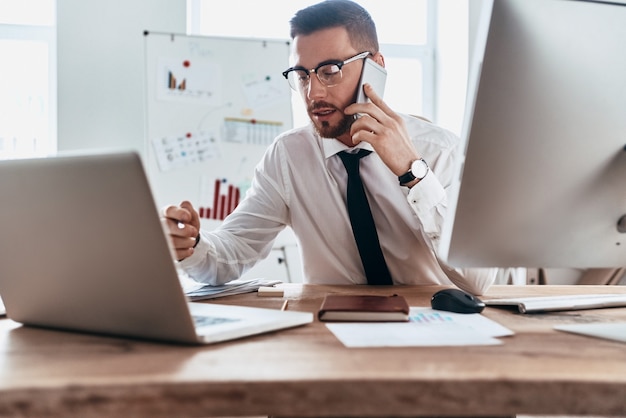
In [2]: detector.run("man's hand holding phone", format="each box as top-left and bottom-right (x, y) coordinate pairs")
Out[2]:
(347, 81), (423, 187)
(355, 57), (387, 106)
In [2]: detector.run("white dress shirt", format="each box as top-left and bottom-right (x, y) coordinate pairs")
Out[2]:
(179, 114), (496, 295)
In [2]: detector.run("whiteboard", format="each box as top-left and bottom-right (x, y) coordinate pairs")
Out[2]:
(143, 32), (293, 226)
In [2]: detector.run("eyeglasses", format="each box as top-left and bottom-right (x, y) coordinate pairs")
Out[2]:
(282, 51), (370, 91)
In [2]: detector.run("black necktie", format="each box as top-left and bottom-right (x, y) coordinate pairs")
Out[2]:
(338, 150), (393, 285)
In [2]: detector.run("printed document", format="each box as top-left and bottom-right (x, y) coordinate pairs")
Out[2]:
(326, 307), (514, 347)
(179, 273), (281, 301)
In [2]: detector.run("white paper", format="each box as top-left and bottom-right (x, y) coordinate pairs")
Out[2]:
(179, 273), (281, 301)
(241, 73), (288, 109)
(156, 57), (222, 105)
(554, 322), (626, 343)
(152, 131), (219, 172)
(326, 307), (514, 348)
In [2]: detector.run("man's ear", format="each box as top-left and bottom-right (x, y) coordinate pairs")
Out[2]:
(372, 52), (385, 68)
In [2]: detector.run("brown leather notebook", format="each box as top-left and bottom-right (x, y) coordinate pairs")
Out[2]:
(318, 294), (410, 322)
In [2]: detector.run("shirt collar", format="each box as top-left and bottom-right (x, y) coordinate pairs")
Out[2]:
(322, 137), (374, 159)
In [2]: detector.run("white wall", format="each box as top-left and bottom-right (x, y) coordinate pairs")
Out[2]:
(57, 0), (186, 155)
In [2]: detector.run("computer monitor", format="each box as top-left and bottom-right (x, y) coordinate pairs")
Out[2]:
(440, 0), (626, 268)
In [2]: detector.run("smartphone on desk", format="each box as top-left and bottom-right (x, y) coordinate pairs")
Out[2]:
(355, 57), (387, 107)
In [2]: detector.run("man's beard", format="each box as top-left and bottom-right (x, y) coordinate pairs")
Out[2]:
(309, 104), (354, 139)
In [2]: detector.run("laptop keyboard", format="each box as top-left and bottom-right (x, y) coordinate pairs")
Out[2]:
(192, 314), (241, 328)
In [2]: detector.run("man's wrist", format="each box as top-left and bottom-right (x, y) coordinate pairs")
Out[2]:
(398, 158), (429, 186)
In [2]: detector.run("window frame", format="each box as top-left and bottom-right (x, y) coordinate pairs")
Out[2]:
(187, 0), (437, 124)
(0, 20), (57, 158)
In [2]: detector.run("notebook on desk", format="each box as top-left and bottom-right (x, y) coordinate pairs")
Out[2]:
(0, 151), (312, 344)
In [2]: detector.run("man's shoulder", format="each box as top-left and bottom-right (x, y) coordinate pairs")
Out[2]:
(260, 123), (321, 163)
(275, 123), (316, 143)
(401, 113), (460, 149)
(268, 123), (322, 153)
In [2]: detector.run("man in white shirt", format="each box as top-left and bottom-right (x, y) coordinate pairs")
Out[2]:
(162, 0), (496, 295)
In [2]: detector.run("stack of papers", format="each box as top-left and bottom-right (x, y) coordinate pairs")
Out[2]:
(179, 274), (282, 301)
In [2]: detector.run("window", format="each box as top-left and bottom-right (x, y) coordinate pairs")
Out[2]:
(187, 0), (436, 129)
(0, 0), (56, 160)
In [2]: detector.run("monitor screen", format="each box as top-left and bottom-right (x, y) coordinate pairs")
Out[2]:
(440, 0), (626, 268)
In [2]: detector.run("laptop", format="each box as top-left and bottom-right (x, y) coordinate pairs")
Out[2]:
(0, 151), (312, 344)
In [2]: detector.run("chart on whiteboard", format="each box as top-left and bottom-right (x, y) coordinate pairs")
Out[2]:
(144, 32), (293, 211)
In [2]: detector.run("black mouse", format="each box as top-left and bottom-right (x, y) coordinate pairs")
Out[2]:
(431, 288), (485, 314)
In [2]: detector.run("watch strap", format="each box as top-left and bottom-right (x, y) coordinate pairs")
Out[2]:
(398, 169), (417, 185)
(398, 158), (428, 185)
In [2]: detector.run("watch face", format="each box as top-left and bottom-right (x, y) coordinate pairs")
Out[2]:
(411, 159), (428, 179)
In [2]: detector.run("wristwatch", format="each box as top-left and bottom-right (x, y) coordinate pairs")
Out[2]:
(398, 158), (429, 185)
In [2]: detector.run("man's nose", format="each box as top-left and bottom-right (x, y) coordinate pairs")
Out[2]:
(306, 74), (327, 100)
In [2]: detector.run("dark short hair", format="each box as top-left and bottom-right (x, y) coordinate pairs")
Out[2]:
(289, 0), (379, 53)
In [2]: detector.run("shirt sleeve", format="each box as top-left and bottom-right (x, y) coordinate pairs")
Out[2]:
(405, 170), (446, 242)
(177, 144), (289, 285)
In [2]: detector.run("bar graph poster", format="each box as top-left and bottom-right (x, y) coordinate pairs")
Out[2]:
(156, 57), (222, 105)
(198, 177), (244, 221)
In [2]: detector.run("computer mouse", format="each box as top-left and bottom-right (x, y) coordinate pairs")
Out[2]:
(430, 288), (485, 314)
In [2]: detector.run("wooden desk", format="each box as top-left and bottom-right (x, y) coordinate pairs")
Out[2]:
(0, 285), (625, 417)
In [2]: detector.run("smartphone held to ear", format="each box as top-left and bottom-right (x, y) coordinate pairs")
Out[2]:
(356, 58), (387, 105)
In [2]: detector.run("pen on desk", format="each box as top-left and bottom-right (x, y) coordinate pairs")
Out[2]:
(281, 300), (289, 311)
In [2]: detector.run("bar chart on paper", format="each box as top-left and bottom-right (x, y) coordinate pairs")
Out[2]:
(410, 311), (455, 324)
(198, 178), (241, 221)
(167, 70), (186, 90)
(157, 57), (221, 105)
